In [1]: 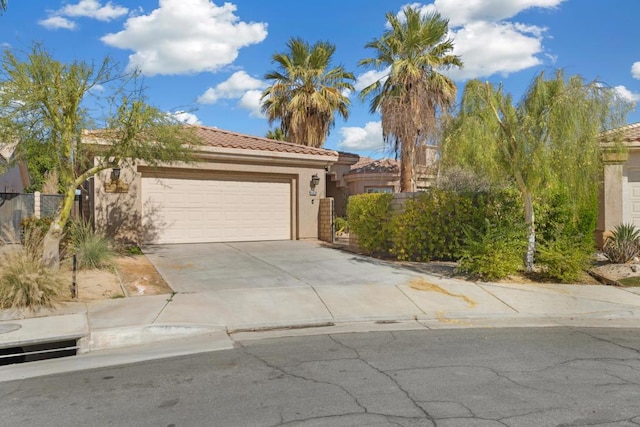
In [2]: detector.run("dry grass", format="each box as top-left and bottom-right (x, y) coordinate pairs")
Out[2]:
(0, 228), (65, 310)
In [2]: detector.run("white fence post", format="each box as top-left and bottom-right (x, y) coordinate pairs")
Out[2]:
(34, 191), (41, 219)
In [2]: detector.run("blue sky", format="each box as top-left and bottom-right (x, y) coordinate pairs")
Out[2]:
(1, 0), (639, 159)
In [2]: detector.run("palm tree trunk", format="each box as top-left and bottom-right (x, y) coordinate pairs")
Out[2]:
(524, 191), (535, 272)
(400, 141), (414, 192)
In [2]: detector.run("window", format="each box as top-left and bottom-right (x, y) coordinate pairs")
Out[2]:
(365, 186), (393, 194)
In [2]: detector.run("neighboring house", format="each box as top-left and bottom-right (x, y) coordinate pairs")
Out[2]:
(327, 147), (438, 217)
(598, 122), (640, 246)
(0, 143), (30, 193)
(87, 126), (345, 245)
(0, 143), (31, 243)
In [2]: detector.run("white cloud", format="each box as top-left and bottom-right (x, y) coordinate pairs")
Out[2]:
(397, 1), (565, 80)
(338, 121), (384, 151)
(39, 16), (77, 30)
(39, 0), (128, 30)
(101, 0), (268, 76)
(197, 71), (265, 104)
(354, 68), (390, 91)
(447, 21), (544, 79)
(632, 62), (640, 80)
(60, 0), (128, 21)
(408, 0), (566, 27)
(238, 90), (265, 118)
(172, 111), (202, 125)
(614, 85), (640, 103)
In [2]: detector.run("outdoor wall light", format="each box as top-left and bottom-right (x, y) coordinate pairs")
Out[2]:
(111, 167), (121, 183)
(310, 174), (320, 189)
(309, 173), (320, 198)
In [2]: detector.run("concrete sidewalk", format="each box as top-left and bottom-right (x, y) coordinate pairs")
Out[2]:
(3, 265), (640, 357)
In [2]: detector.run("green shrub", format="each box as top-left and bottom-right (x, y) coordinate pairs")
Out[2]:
(457, 220), (527, 281)
(67, 219), (115, 270)
(19, 216), (53, 243)
(347, 193), (393, 255)
(536, 234), (593, 283)
(392, 190), (477, 261)
(602, 223), (640, 264)
(0, 228), (65, 309)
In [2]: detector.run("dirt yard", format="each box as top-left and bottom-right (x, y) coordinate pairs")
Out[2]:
(60, 255), (173, 302)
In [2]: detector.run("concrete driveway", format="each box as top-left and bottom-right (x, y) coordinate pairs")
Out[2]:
(143, 240), (421, 293)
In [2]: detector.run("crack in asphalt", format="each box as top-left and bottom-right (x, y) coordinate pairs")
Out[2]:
(235, 342), (369, 424)
(328, 333), (435, 423)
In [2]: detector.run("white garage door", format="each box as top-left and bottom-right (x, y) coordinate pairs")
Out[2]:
(142, 176), (291, 244)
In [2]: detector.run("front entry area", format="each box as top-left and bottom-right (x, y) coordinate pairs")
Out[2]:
(141, 173), (291, 244)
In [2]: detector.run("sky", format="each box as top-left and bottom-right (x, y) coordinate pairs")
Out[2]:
(1, 0), (639, 159)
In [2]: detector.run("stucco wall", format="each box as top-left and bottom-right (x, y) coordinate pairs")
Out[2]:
(93, 157), (328, 244)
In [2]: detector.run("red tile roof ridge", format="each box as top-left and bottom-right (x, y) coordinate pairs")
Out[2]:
(601, 122), (640, 142)
(190, 125), (338, 156)
(345, 157), (399, 175)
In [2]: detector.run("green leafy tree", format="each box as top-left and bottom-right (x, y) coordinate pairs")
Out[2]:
(0, 43), (196, 269)
(441, 70), (630, 271)
(359, 6), (462, 192)
(261, 37), (355, 148)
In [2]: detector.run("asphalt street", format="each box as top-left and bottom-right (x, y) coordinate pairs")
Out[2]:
(1, 327), (640, 426)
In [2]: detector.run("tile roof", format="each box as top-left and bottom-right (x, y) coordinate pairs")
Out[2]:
(83, 125), (339, 157)
(345, 157), (399, 175)
(601, 122), (640, 143)
(190, 126), (338, 156)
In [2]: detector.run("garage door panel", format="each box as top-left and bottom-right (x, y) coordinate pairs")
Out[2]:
(142, 177), (291, 244)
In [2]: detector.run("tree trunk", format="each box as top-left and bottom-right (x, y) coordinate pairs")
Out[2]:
(400, 141), (415, 192)
(42, 186), (77, 270)
(524, 191), (535, 272)
(42, 220), (63, 270)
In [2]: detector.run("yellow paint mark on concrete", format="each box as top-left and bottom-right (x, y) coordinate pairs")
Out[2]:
(435, 311), (472, 325)
(409, 278), (477, 308)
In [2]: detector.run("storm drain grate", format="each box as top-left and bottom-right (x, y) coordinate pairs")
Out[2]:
(0, 340), (78, 366)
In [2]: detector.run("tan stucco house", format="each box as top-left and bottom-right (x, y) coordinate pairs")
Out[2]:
(87, 125), (351, 245)
(597, 122), (640, 245)
(327, 151), (437, 217)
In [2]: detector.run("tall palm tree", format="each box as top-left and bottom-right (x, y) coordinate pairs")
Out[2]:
(359, 6), (462, 192)
(1, 1), (7, 13)
(261, 37), (355, 148)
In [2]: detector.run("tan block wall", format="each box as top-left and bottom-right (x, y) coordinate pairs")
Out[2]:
(318, 197), (334, 243)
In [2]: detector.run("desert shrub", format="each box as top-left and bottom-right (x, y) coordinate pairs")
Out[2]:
(347, 193), (393, 255)
(602, 223), (640, 264)
(0, 228), (65, 309)
(457, 219), (527, 281)
(67, 219), (115, 270)
(391, 189), (478, 261)
(456, 187), (526, 280)
(536, 234), (593, 283)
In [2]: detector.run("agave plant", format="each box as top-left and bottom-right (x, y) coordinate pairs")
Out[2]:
(602, 223), (640, 264)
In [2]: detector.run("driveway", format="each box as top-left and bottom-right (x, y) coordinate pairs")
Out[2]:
(143, 240), (421, 293)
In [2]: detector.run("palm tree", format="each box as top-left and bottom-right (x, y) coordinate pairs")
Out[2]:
(359, 6), (462, 192)
(265, 126), (287, 141)
(261, 37), (355, 148)
(1, 1), (7, 13)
